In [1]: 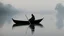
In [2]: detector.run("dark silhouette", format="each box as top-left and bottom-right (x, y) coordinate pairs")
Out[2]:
(55, 3), (64, 29)
(12, 14), (44, 34)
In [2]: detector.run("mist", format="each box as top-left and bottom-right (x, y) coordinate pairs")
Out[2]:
(55, 3), (64, 29)
(0, 2), (19, 28)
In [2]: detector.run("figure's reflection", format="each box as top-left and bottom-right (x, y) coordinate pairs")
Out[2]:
(55, 3), (64, 29)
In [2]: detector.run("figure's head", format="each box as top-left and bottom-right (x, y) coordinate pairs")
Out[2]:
(31, 14), (35, 18)
(32, 14), (34, 16)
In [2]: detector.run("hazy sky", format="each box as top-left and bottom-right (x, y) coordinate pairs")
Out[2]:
(1, 0), (60, 10)
(0, 0), (64, 36)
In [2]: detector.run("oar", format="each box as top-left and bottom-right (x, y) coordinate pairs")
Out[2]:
(24, 14), (33, 36)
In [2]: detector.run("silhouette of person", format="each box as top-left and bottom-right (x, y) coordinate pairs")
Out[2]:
(29, 14), (35, 22)
(55, 3), (64, 29)
(29, 14), (35, 34)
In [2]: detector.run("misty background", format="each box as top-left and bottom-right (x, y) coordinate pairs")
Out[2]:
(0, 0), (64, 36)
(0, 2), (21, 28)
(55, 3), (64, 29)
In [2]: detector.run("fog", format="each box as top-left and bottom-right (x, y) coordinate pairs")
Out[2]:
(0, 2), (19, 28)
(55, 3), (64, 29)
